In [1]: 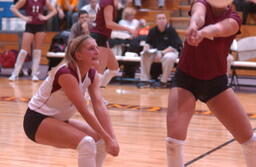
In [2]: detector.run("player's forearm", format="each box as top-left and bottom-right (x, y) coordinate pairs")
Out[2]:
(94, 109), (116, 139)
(80, 109), (112, 141)
(199, 19), (239, 39)
(45, 8), (57, 20)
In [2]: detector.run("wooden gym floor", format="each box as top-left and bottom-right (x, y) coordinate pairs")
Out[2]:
(0, 78), (256, 167)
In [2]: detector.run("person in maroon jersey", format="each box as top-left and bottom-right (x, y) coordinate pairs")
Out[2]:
(90, 0), (137, 89)
(9, 0), (56, 81)
(23, 35), (119, 167)
(166, 0), (256, 166)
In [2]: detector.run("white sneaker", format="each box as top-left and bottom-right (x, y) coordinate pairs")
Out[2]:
(22, 69), (29, 76)
(8, 75), (18, 81)
(32, 75), (39, 81)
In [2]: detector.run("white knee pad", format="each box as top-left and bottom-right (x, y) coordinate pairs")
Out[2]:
(164, 52), (178, 62)
(77, 136), (96, 155)
(166, 137), (185, 167)
(96, 139), (106, 167)
(109, 68), (119, 75)
(77, 136), (97, 167)
(241, 133), (256, 167)
(100, 68), (120, 87)
(20, 49), (28, 56)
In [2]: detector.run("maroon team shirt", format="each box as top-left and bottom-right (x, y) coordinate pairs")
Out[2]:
(178, 0), (242, 80)
(24, 0), (46, 25)
(91, 0), (116, 39)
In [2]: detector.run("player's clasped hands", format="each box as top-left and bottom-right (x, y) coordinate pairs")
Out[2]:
(186, 24), (204, 47)
(105, 137), (120, 156)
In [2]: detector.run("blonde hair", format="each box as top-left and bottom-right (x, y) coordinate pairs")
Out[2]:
(122, 7), (136, 20)
(65, 35), (91, 64)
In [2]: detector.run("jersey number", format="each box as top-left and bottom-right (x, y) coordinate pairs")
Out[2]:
(32, 5), (40, 13)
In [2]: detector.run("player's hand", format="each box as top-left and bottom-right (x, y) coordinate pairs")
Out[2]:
(23, 16), (32, 23)
(105, 137), (120, 156)
(38, 14), (48, 21)
(186, 23), (198, 46)
(58, 9), (65, 19)
(190, 30), (204, 46)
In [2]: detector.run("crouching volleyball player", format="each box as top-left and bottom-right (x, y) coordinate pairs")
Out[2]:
(23, 35), (119, 167)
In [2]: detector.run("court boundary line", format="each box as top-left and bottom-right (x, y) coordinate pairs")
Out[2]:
(185, 128), (256, 166)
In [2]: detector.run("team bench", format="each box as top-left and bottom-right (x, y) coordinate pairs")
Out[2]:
(47, 52), (256, 87)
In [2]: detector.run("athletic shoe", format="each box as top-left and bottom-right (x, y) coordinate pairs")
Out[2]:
(152, 81), (170, 88)
(8, 75), (18, 81)
(136, 81), (152, 88)
(32, 75), (39, 81)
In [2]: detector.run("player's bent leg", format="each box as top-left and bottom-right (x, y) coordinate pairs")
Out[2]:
(35, 117), (86, 148)
(68, 119), (100, 142)
(99, 47), (119, 87)
(68, 119), (106, 167)
(167, 87), (196, 140)
(100, 68), (119, 87)
(206, 88), (253, 143)
(35, 118), (98, 167)
(166, 87), (196, 167)
(96, 47), (112, 74)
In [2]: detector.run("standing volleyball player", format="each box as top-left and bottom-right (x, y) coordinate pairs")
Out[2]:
(166, 0), (256, 167)
(23, 35), (119, 167)
(90, 0), (137, 88)
(9, 0), (56, 81)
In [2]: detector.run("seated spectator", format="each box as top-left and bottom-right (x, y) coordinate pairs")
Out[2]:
(71, 0), (89, 25)
(57, 0), (78, 29)
(69, 10), (90, 41)
(116, 0), (133, 22)
(134, 0), (165, 8)
(138, 13), (183, 88)
(234, 0), (256, 24)
(127, 18), (150, 54)
(81, 0), (99, 25)
(109, 7), (139, 55)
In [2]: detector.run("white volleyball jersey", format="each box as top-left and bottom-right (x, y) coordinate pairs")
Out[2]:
(28, 64), (96, 120)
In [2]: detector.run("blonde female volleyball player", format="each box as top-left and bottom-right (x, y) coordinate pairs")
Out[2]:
(166, 0), (256, 167)
(23, 35), (119, 167)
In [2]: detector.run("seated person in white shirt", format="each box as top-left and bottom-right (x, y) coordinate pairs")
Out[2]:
(109, 7), (139, 55)
(81, 0), (99, 25)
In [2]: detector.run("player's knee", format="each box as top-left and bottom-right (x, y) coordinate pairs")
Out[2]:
(19, 49), (28, 57)
(77, 136), (96, 156)
(164, 52), (178, 62)
(227, 54), (234, 62)
(109, 68), (119, 76)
